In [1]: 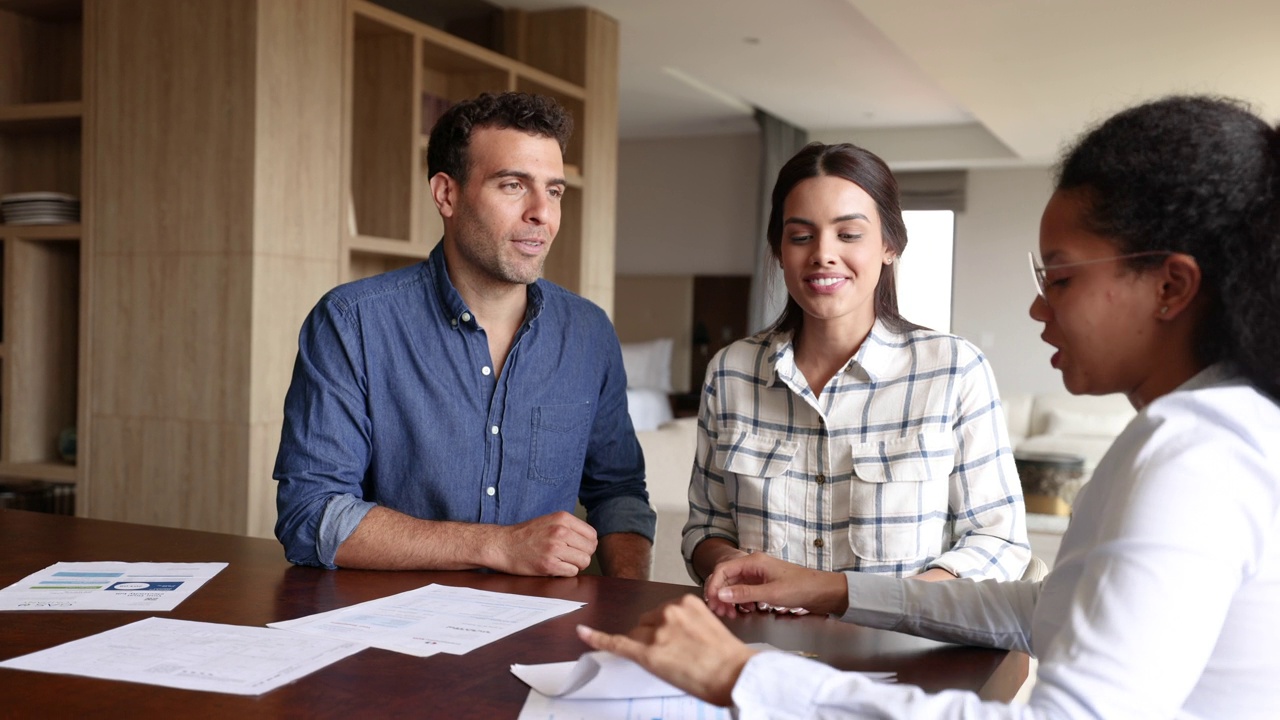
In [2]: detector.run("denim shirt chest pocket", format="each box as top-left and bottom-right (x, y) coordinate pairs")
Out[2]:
(847, 431), (955, 562)
(530, 402), (593, 485)
(715, 425), (799, 554)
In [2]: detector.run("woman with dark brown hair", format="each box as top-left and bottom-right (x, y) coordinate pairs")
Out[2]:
(681, 142), (1030, 591)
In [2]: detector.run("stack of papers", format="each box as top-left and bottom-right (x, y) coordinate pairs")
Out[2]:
(511, 645), (897, 720)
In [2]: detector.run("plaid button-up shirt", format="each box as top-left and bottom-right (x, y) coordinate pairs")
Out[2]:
(682, 319), (1030, 581)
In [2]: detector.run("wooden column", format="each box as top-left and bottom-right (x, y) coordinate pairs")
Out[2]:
(86, 0), (344, 536)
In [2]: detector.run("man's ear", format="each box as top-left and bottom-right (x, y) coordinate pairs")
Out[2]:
(1156, 252), (1202, 320)
(429, 173), (457, 218)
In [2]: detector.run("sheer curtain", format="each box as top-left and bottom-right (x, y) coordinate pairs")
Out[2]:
(747, 109), (808, 334)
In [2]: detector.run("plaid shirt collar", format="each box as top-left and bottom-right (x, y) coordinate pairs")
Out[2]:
(765, 317), (898, 392)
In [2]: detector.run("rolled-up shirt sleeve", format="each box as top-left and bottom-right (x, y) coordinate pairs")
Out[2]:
(925, 352), (1030, 580)
(274, 295), (374, 569)
(578, 329), (656, 541)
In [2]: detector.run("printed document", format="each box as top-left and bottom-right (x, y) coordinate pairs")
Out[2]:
(270, 583), (583, 657)
(0, 562), (227, 611)
(512, 646), (895, 719)
(0, 617), (364, 695)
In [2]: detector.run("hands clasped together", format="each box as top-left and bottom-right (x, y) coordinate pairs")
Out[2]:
(577, 552), (849, 706)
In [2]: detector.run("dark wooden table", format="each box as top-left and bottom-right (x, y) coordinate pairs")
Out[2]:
(0, 510), (1024, 716)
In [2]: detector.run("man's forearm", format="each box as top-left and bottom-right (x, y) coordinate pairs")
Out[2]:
(333, 506), (494, 570)
(597, 532), (653, 580)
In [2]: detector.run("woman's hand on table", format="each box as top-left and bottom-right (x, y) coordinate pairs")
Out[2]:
(704, 552), (850, 618)
(576, 594), (757, 707)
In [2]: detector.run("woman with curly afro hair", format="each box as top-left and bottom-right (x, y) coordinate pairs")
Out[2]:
(579, 95), (1280, 719)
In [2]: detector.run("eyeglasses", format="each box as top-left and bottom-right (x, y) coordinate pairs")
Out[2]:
(1028, 250), (1172, 298)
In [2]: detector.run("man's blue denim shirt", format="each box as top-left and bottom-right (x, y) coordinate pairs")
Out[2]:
(274, 244), (656, 568)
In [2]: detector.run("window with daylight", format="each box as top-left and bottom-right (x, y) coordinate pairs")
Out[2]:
(897, 210), (955, 333)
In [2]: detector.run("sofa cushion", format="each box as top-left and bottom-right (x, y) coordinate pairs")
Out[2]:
(1043, 407), (1133, 438)
(1014, 434), (1116, 472)
(635, 417), (699, 585)
(1028, 393), (1134, 437)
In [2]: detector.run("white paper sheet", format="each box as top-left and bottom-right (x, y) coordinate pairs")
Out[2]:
(512, 646), (896, 718)
(0, 617), (364, 695)
(512, 650), (686, 699)
(0, 562), (228, 611)
(269, 583), (584, 657)
(517, 689), (732, 720)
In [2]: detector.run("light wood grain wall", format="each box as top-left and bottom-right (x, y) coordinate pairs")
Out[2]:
(87, 0), (344, 535)
(248, 0), (344, 538)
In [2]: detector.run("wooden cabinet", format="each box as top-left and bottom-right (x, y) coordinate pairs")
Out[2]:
(0, 0), (86, 489)
(344, 0), (617, 314)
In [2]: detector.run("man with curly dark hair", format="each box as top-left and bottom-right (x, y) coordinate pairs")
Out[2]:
(275, 92), (655, 579)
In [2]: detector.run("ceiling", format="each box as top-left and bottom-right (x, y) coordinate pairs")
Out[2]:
(490, 0), (1280, 168)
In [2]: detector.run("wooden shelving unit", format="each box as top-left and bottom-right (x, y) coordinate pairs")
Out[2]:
(343, 0), (618, 314)
(0, 0), (617, 532)
(0, 0), (86, 501)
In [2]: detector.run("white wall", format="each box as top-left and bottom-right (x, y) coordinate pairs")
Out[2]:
(951, 167), (1062, 397)
(613, 134), (1066, 398)
(616, 132), (760, 275)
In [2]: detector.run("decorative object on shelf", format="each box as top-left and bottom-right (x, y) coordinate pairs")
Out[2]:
(421, 92), (451, 135)
(57, 426), (77, 464)
(1015, 451), (1085, 516)
(0, 192), (80, 225)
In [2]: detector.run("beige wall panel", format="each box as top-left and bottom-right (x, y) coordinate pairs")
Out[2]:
(249, 255), (337, 423)
(90, 0), (256, 256)
(247, 418), (284, 539)
(87, 416), (249, 533)
(613, 274), (694, 394)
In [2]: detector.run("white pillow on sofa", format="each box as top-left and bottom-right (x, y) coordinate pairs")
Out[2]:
(1044, 408), (1133, 438)
(620, 338), (674, 392)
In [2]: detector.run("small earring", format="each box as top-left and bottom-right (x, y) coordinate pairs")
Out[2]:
(1159, 306), (1169, 315)
(885, 257), (894, 265)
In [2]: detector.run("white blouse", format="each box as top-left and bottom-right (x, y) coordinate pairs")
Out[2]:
(733, 364), (1280, 719)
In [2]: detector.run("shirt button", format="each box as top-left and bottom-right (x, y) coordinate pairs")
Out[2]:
(486, 487), (495, 496)
(815, 474), (826, 485)
(482, 366), (491, 376)
(461, 312), (472, 323)
(450, 318), (458, 328)
(490, 425), (499, 435)
(813, 538), (824, 548)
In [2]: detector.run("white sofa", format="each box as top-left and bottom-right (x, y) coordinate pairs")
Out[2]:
(636, 417), (700, 585)
(1002, 392), (1136, 482)
(634, 394), (1136, 585)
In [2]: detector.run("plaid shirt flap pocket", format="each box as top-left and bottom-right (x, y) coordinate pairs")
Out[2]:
(717, 428), (799, 479)
(850, 431), (955, 484)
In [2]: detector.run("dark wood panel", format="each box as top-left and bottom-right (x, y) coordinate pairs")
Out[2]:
(690, 275), (752, 392)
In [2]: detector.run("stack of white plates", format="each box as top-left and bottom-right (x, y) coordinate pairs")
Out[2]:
(1, 192), (80, 225)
